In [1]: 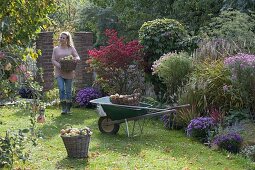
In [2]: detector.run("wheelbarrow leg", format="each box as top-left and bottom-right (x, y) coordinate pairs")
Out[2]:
(131, 119), (146, 137)
(125, 119), (130, 137)
(131, 121), (136, 136)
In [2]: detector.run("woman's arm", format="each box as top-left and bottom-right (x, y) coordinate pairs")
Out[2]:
(52, 47), (61, 68)
(71, 46), (80, 61)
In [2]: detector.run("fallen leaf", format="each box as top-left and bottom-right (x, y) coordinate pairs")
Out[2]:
(163, 147), (171, 153)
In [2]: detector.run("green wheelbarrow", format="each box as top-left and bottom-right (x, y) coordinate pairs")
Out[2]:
(90, 96), (189, 137)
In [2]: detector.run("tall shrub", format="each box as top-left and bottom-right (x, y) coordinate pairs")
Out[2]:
(87, 29), (144, 94)
(139, 18), (189, 67)
(139, 18), (189, 98)
(152, 52), (192, 102)
(178, 60), (240, 113)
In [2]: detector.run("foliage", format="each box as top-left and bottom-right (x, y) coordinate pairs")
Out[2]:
(77, 4), (121, 47)
(152, 52), (193, 101)
(87, 29), (144, 94)
(178, 60), (238, 113)
(141, 97), (161, 108)
(0, 0), (57, 47)
(193, 38), (251, 61)
(75, 87), (102, 107)
(187, 117), (216, 141)
(51, 0), (87, 27)
(0, 47), (42, 101)
(221, 0), (255, 12)
(224, 109), (252, 125)
(88, 0), (175, 40)
(139, 18), (189, 63)
(224, 53), (255, 113)
(42, 88), (59, 105)
(0, 130), (29, 169)
(208, 107), (225, 125)
(199, 10), (255, 53)
(172, 0), (223, 34)
(139, 18), (189, 100)
(0, 48), (43, 167)
(174, 104), (202, 128)
(87, 0), (255, 47)
(240, 145), (255, 161)
(19, 87), (34, 99)
(0, 100), (45, 168)
(212, 132), (243, 153)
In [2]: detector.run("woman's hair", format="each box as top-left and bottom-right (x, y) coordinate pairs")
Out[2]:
(61, 31), (75, 47)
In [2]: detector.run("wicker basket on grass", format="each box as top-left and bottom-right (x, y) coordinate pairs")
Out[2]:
(60, 127), (92, 158)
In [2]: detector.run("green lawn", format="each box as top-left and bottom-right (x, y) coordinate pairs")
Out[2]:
(0, 106), (255, 170)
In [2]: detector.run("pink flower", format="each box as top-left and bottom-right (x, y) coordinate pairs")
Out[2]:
(16, 64), (27, 73)
(0, 51), (5, 60)
(9, 74), (18, 83)
(223, 84), (228, 92)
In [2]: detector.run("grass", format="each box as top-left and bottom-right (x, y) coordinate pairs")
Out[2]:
(0, 105), (255, 170)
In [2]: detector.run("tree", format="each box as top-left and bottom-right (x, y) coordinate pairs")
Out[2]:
(0, 0), (57, 47)
(199, 10), (255, 53)
(222, 0), (255, 12)
(77, 3), (121, 47)
(88, 0), (175, 40)
(172, 0), (223, 34)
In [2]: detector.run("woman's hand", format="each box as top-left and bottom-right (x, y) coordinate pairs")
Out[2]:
(74, 58), (79, 63)
(56, 62), (61, 69)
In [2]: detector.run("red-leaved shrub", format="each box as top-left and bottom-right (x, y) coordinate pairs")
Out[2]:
(87, 29), (144, 94)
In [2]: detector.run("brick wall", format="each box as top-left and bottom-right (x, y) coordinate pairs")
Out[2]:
(73, 32), (93, 92)
(36, 32), (54, 91)
(36, 31), (93, 92)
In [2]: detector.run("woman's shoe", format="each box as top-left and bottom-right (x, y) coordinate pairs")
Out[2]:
(66, 102), (72, 114)
(60, 101), (67, 115)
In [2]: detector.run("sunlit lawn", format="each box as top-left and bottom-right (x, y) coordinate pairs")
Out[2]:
(0, 105), (255, 170)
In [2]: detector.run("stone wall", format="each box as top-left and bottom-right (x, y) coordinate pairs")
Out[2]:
(36, 31), (93, 92)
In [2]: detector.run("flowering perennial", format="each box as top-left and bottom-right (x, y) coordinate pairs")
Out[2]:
(224, 53), (255, 80)
(76, 87), (102, 107)
(224, 53), (255, 111)
(213, 132), (243, 153)
(187, 117), (215, 139)
(151, 52), (176, 75)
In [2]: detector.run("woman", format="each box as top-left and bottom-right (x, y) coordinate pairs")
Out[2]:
(52, 31), (80, 115)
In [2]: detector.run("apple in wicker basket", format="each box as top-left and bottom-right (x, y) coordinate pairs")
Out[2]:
(60, 55), (77, 72)
(62, 55), (74, 60)
(60, 127), (92, 137)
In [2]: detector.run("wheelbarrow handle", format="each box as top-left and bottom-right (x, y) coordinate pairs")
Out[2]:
(166, 104), (191, 110)
(146, 104), (190, 112)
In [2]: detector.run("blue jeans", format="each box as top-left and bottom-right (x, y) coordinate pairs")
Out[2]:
(56, 76), (73, 102)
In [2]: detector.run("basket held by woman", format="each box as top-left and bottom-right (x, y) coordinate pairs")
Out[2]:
(60, 55), (77, 72)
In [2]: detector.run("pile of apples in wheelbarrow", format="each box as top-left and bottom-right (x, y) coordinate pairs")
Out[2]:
(110, 91), (141, 106)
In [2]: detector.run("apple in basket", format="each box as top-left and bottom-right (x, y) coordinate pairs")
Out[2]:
(60, 127), (92, 137)
(61, 55), (74, 61)
(37, 114), (45, 123)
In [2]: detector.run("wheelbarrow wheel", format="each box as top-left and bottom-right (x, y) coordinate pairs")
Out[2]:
(98, 117), (120, 134)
